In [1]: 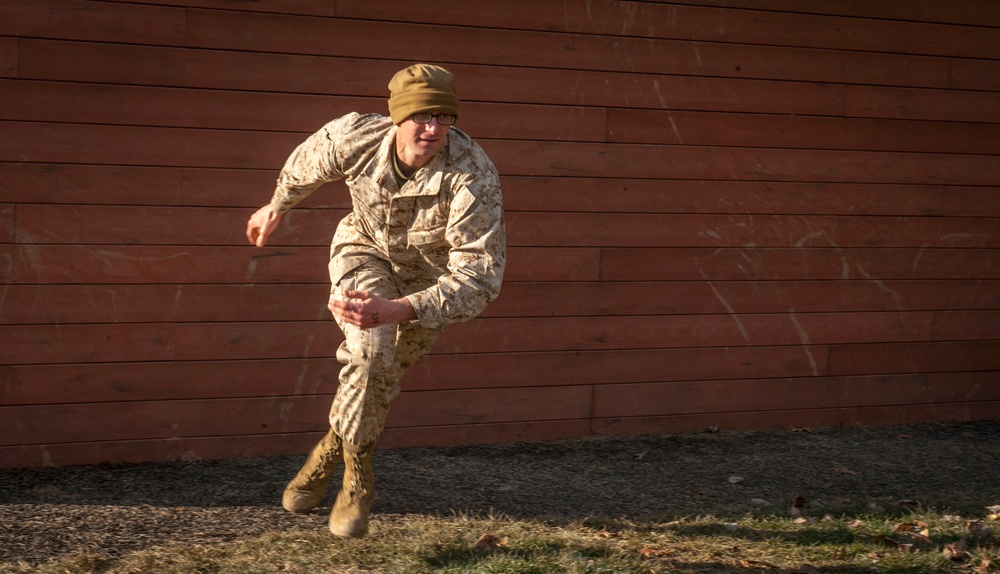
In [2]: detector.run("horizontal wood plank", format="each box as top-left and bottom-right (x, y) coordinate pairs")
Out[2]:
(655, 0), (1000, 27)
(404, 346), (831, 391)
(592, 372), (1000, 418)
(387, 386), (592, 428)
(600, 247), (1000, 281)
(484, 140), (1000, 185)
(592, 401), (1000, 439)
(607, 109), (1000, 154)
(509, 213), (1000, 249)
(0, 323), (177, 365)
(0, 0), (185, 45)
(506, 178), (1000, 217)
(99, 0), (336, 17)
(1, 359), (341, 406)
(487, 280), (1000, 318)
(933, 311), (1000, 341)
(828, 340), (1000, 376)
(844, 84), (1000, 124)
(431, 311), (937, 354)
(0, 395), (333, 446)
(0, 163), (346, 209)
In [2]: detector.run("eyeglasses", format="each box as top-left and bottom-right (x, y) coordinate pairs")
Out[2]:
(410, 113), (457, 126)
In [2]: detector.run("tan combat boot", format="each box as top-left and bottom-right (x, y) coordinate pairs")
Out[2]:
(281, 428), (343, 513)
(328, 442), (375, 538)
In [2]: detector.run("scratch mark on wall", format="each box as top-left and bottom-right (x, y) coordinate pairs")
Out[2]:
(856, 265), (902, 311)
(795, 230), (826, 247)
(912, 242), (929, 272)
(667, 113), (684, 144)
(172, 285), (184, 320)
(707, 279), (749, 343)
(245, 258), (258, 283)
(788, 309), (820, 376)
(279, 400), (294, 423)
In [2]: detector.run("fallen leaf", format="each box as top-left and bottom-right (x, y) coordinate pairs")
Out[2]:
(638, 547), (673, 559)
(893, 521), (927, 532)
(594, 529), (617, 539)
(633, 451), (647, 462)
(728, 475), (745, 484)
(833, 464), (856, 475)
(967, 519), (989, 536)
(474, 533), (507, 551)
(847, 519), (865, 528)
(897, 434), (913, 440)
(790, 427), (813, 433)
(942, 539), (968, 561)
(707, 425), (721, 433)
(750, 498), (771, 507)
(794, 517), (809, 524)
(835, 496), (853, 506)
(975, 558), (991, 574)
(876, 534), (900, 548)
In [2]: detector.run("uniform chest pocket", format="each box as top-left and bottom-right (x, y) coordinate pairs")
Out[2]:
(406, 224), (447, 249)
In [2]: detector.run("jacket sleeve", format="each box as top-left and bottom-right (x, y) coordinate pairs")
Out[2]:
(267, 115), (356, 215)
(405, 170), (506, 329)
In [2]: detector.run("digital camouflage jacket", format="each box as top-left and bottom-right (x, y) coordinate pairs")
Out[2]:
(268, 112), (506, 329)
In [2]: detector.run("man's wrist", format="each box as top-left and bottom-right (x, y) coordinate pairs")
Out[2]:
(392, 297), (418, 323)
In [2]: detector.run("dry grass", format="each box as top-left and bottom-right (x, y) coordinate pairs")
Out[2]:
(4, 509), (997, 573)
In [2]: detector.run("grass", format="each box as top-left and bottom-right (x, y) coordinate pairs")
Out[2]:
(4, 507), (997, 574)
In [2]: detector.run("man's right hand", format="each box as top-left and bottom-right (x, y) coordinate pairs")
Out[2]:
(246, 205), (282, 247)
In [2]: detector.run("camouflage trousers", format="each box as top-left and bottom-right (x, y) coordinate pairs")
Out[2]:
(328, 258), (444, 447)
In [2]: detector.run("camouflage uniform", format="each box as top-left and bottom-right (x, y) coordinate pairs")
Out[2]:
(267, 112), (505, 446)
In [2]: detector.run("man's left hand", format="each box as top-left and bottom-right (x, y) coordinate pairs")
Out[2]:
(328, 290), (417, 329)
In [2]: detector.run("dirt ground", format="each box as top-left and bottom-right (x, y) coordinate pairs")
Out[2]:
(2, 421), (999, 567)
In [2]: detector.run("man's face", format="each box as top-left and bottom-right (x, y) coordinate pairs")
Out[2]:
(396, 115), (451, 164)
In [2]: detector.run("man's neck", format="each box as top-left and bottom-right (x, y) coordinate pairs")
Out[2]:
(394, 142), (432, 177)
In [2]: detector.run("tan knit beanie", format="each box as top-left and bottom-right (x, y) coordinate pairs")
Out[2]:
(387, 63), (459, 125)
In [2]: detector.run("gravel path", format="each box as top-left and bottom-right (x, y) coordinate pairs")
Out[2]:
(2, 421), (999, 567)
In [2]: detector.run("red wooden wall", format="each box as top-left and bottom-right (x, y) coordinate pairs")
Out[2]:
(2, 0), (999, 468)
